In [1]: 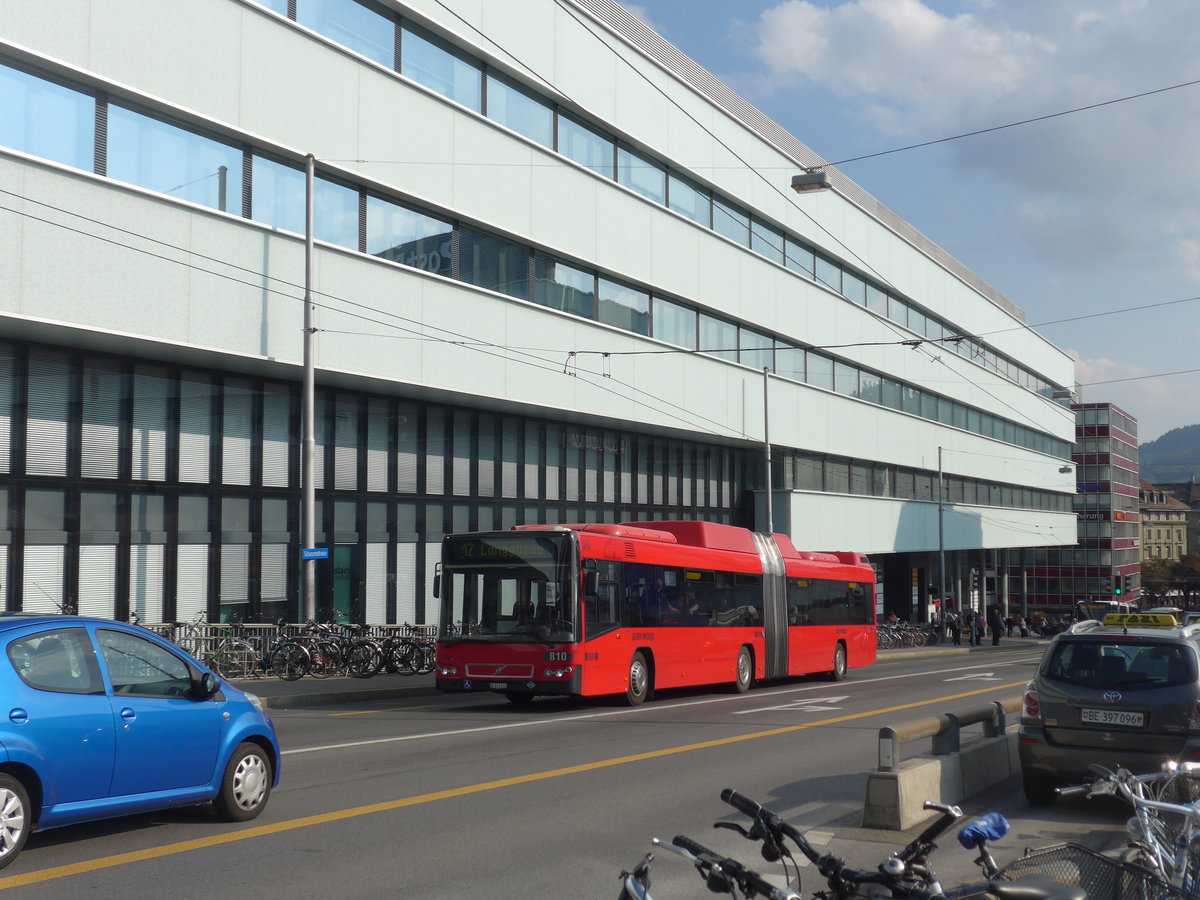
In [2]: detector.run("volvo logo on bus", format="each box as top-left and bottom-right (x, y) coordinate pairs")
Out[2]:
(493, 665), (509, 676)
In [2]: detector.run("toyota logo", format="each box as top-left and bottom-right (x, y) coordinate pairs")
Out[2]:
(1103, 690), (1122, 703)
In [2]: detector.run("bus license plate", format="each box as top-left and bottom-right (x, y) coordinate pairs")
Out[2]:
(489, 682), (508, 689)
(1081, 708), (1144, 727)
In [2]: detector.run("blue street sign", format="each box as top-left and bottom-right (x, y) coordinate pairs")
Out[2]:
(301, 547), (329, 560)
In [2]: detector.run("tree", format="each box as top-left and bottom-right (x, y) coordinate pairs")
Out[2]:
(1171, 555), (1200, 608)
(1140, 559), (1173, 603)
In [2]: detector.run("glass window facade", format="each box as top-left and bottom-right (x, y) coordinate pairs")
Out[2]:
(107, 105), (243, 213)
(617, 145), (666, 204)
(598, 277), (649, 335)
(486, 73), (552, 147)
(401, 21), (482, 110)
(534, 257), (595, 318)
(0, 65), (93, 170)
(296, 0), (393, 67)
(559, 114), (614, 178)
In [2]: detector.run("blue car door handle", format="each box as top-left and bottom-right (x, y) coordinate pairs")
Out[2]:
(8, 709), (28, 725)
(120, 708), (136, 722)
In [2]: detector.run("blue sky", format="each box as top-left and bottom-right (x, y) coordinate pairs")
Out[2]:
(622, 0), (1200, 445)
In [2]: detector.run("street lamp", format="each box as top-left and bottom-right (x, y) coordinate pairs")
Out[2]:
(790, 168), (831, 194)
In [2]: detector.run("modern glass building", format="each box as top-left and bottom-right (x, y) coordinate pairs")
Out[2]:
(0, 0), (1078, 625)
(1002, 403), (1140, 611)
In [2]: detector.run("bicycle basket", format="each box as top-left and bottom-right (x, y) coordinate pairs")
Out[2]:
(998, 843), (1188, 900)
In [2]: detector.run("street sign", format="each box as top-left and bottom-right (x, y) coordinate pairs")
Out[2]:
(301, 547), (329, 560)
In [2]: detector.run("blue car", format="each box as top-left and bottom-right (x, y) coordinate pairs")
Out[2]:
(0, 614), (280, 869)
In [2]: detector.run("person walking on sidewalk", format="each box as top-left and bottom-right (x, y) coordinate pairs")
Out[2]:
(948, 607), (962, 646)
(973, 610), (985, 645)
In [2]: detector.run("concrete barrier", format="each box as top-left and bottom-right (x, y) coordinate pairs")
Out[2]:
(862, 697), (1021, 830)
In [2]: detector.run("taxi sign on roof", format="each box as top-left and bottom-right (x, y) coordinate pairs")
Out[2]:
(1103, 613), (1178, 627)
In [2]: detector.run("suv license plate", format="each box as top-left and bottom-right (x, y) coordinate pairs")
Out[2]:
(1081, 708), (1144, 727)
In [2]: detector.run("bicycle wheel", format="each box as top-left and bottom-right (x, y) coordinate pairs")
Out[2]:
(345, 641), (383, 678)
(417, 642), (436, 675)
(268, 642), (310, 681)
(209, 640), (257, 680)
(307, 640), (342, 679)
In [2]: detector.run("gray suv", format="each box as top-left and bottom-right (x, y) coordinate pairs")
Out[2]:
(1019, 615), (1200, 804)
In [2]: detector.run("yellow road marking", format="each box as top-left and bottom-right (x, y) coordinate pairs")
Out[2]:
(327, 704), (437, 717)
(0, 680), (1026, 889)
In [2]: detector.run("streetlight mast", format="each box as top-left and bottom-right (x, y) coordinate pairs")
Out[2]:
(302, 154), (317, 622)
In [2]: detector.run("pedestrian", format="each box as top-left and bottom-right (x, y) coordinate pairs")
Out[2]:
(988, 607), (1004, 646)
(973, 610), (985, 645)
(1016, 614), (1028, 638)
(949, 609), (962, 645)
(1005, 614), (1015, 637)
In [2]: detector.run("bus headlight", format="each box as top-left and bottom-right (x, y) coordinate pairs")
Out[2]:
(437, 665), (458, 676)
(543, 666), (574, 679)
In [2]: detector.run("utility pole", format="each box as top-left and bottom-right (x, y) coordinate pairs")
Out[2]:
(938, 446), (946, 615)
(763, 367), (772, 534)
(302, 154), (317, 622)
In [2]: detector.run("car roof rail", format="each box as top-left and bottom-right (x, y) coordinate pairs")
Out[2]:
(1181, 623), (1200, 640)
(1068, 619), (1103, 634)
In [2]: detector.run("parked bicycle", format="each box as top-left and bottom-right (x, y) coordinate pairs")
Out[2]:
(1056, 762), (1200, 898)
(619, 788), (1089, 900)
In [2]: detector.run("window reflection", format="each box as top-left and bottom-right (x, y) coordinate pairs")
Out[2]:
(486, 73), (552, 147)
(0, 65), (93, 171)
(252, 156), (359, 249)
(775, 345), (804, 382)
(652, 298), (696, 348)
(739, 329), (773, 371)
(617, 146), (665, 204)
(107, 106), (243, 213)
(296, 0), (394, 68)
(401, 22), (482, 110)
(750, 220), (784, 264)
(598, 278), (649, 335)
(459, 225), (529, 299)
(668, 172), (710, 226)
(699, 314), (737, 362)
(814, 256), (841, 292)
(366, 195), (452, 277)
(533, 257), (595, 318)
(558, 114), (614, 178)
(784, 236), (814, 277)
(807, 354), (833, 391)
(713, 197), (749, 246)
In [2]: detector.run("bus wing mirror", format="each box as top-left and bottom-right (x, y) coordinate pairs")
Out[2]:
(433, 562), (442, 599)
(583, 560), (599, 597)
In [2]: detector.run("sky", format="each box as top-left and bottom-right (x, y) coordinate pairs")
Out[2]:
(620, 0), (1200, 445)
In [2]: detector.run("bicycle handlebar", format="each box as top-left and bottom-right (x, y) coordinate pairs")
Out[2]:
(661, 835), (801, 900)
(720, 788), (953, 896)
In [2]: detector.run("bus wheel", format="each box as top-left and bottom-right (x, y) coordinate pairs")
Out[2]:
(626, 651), (650, 706)
(734, 646), (753, 693)
(827, 643), (847, 682)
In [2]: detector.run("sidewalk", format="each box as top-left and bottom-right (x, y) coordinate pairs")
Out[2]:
(236, 634), (1049, 709)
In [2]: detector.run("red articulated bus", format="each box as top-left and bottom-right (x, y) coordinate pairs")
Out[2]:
(434, 520), (876, 705)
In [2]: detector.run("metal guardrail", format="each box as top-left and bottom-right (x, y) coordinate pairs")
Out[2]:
(877, 696), (1021, 772)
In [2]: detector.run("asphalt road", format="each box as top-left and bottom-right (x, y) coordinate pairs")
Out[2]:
(0, 648), (1127, 898)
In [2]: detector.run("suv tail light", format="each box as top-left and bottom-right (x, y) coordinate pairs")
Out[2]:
(1023, 680), (1040, 719)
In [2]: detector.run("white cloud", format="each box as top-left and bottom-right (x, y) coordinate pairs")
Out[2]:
(749, 0), (1200, 275)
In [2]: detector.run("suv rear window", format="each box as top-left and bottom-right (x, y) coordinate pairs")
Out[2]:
(1045, 639), (1196, 690)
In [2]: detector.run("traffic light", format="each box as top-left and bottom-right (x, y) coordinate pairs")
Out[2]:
(1114, 574), (1124, 596)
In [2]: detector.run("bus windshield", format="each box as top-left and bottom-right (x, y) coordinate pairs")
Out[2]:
(439, 532), (577, 643)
